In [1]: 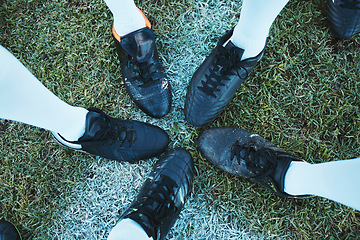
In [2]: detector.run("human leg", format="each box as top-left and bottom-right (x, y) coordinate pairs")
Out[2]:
(185, 0), (290, 127)
(102, 0), (145, 36)
(104, 1), (172, 118)
(0, 45), (88, 141)
(184, 28), (265, 127)
(0, 45), (169, 162)
(231, 0), (290, 60)
(198, 128), (360, 211)
(284, 158), (360, 211)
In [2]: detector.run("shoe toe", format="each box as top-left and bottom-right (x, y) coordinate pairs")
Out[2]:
(170, 148), (194, 172)
(151, 126), (170, 152)
(185, 106), (213, 128)
(0, 220), (21, 240)
(327, 0), (360, 39)
(197, 128), (251, 168)
(184, 111), (208, 128)
(198, 130), (239, 175)
(136, 85), (172, 118)
(143, 99), (171, 118)
(184, 93), (219, 128)
(197, 128), (227, 164)
(139, 123), (169, 155)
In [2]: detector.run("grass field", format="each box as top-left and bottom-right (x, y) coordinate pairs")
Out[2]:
(1, 0), (359, 239)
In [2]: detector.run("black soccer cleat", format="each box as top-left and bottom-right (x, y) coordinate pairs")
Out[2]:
(327, 0), (360, 39)
(0, 220), (21, 240)
(112, 11), (172, 118)
(118, 148), (194, 240)
(52, 108), (169, 163)
(197, 128), (310, 198)
(184, 29), (266, 127)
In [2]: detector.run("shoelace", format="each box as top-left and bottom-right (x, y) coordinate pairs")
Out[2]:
(132, 174), (179, 237)
(198, 46), (248, 98)
(230, 140), (276, 178)
(93, 111), (135, 146)
(339, 0), (360, 9)
(135, 58), (166, 88)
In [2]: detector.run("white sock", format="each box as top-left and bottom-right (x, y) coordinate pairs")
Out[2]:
(103, 0), (146, 36)
(284, 158), (360, 211)
(230, 0), (290, 60)
(107, 218), (152, 240)
(0, 45), (88, 141)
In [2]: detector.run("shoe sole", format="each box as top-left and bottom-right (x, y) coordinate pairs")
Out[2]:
(51, 131), (86, 152)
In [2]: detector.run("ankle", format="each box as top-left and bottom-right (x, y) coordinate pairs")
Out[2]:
(57, 107), (88, 141)
(230, 23), (268, 60)
(107, 218), (152, 240)
(284, 161), (314, 196)
(113, 10), (146, 37)
(229, 35), (266, 60)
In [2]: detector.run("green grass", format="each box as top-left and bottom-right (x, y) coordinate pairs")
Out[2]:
(1, 0), (360, 239)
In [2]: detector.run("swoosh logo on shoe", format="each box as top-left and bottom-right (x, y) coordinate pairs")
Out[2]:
(161, 79), (169, 90)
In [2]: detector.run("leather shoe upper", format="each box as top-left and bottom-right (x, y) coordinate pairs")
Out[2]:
(327, 0), (360, 39)
(198, 128), (309, 198)
(114, 27), (172, 118)
(184, 29), (265, 127)
(119, 148), (194, 240)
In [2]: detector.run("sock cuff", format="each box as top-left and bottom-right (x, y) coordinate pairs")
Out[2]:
(112, 8), (151, 42)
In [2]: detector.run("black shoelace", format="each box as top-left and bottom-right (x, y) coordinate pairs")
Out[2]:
(135, 58), (166, 88)
(230, 140), (276, 178)
(198, 46), (248, 98)
(339, 0), (360, 9)
(133, 175), (179, 237)
(93, 111), (135, 146)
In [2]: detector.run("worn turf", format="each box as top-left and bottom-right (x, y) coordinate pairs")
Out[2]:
(1, 0), (359, 239)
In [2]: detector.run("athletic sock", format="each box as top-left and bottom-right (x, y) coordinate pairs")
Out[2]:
(103, 0), (146, 36)
(0, 45), (88, 142)
(230, 0), (289, 60)
(56, 106), (87, 141)
(284, 158), (360, 211)
(284, 161), (317, 196)
(107, 218), (152, 240)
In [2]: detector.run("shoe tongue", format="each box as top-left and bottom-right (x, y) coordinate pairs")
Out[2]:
(118, 130), (127, 141)
(79, 111), (129, 142)
(120, 27), (155, 62)
(223, 40), (244, 58)
(79, 111), (102, 141)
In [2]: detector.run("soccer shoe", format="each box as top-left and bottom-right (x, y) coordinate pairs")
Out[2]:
(52, 108), (169, 163)
(0, 220), (21, 240)
(112, 10), (172, 118)
(197, 128), (310, 198)
(184, 29), (266, 127)
(119, 148), (194, 240)
(327, 0), (360, 39)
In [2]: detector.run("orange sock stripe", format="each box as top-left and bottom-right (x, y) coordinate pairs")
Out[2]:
(139, 8), (151, 29)
(112, 23), (121, 42)
(112, 8), (151, 42)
